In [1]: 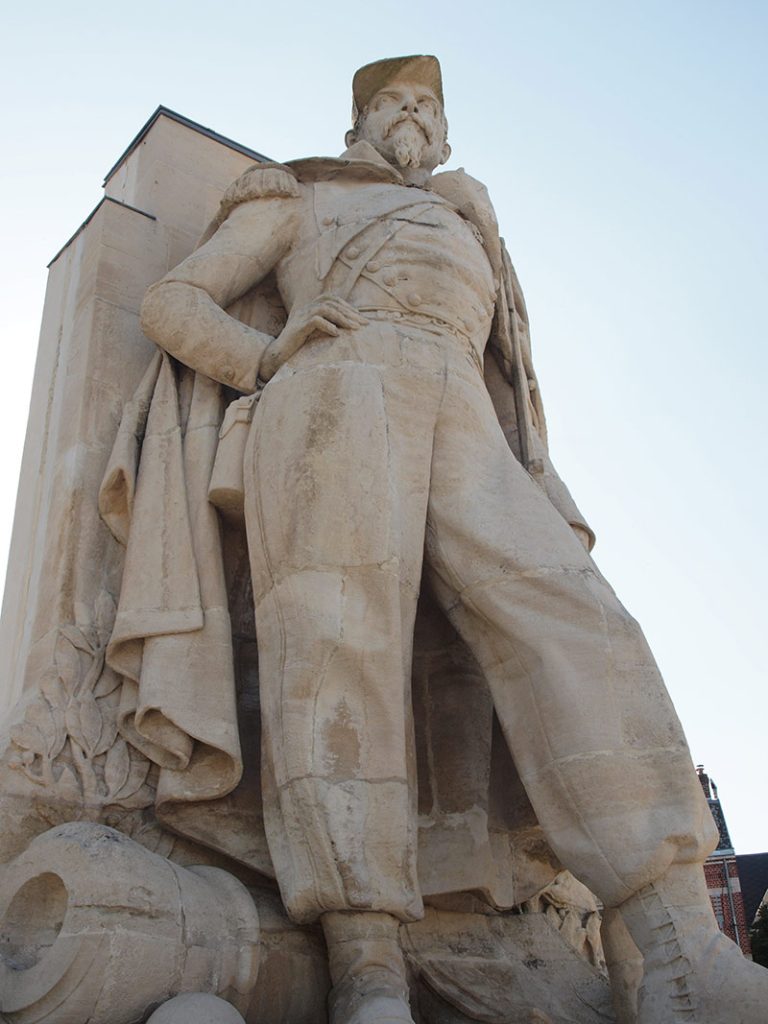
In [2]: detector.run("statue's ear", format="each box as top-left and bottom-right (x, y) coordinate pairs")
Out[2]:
(440, 142), (452, 165)
(345, 129), (356, 148)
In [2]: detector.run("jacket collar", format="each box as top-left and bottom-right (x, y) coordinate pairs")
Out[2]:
(285, 141), (405, 185)
(338, 140), (402, 169)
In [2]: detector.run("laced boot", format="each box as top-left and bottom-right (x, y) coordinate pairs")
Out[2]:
(618, 863), (768, 1023)
(322, 911), (416, 1024)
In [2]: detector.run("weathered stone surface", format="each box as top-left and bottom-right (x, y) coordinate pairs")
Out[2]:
(404, 908), (614, 1023)
(2, 54), (767, 1024)
(0, 823), (259, 1023)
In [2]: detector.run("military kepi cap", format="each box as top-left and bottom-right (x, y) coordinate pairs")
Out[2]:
(352, 55), (444, 122)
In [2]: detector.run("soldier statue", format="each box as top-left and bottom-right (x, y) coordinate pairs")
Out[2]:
(138, 55), (767, 1024)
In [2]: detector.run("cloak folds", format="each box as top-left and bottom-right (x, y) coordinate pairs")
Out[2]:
(98, 352), (242, 821)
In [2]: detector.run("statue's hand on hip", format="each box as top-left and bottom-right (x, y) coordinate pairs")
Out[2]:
(259, 295), (369, 380)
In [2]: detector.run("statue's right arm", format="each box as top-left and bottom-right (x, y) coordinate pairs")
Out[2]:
(140, 194), (301, 392)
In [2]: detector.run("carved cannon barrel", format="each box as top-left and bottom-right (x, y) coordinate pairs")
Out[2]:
(0, 823), (260, 1024)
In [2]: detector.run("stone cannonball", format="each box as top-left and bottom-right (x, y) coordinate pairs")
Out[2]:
(147, 993), (246, 1023)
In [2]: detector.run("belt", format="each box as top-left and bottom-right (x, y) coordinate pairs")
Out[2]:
(360, 307), (483, 371)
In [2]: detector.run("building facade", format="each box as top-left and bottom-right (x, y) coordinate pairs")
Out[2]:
(697, 765), (752, 956)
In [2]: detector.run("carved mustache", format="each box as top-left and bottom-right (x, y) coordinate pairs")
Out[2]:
(383, 112), (434, 146)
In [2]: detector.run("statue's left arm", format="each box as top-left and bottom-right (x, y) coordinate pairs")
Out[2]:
(428, 167), (596, 550)
(489, 244), (596, 552)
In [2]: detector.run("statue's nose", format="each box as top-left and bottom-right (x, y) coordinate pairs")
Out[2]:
(401, 97), (418, 114)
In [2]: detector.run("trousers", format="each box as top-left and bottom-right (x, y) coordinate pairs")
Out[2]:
(243, 319), (716, 924)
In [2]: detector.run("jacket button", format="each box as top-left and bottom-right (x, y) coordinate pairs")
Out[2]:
(322, 215), (335, 226)
(366, 260), (381, 272)
(382, 271), (397, 287)
(407, 292), (423, 306)
(346, 246), (361, 259)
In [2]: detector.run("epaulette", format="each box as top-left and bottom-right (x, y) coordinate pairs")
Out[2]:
(221, 162), (300, 213)
(197, 162), (301, 246)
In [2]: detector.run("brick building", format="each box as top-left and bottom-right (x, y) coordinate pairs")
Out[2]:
(697, 765), (752, 956)
(736, 852), (768, 931)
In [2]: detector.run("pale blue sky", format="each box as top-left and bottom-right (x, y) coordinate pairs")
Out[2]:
(1, 1), (766, 852)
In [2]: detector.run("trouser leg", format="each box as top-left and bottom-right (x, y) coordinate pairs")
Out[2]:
(243, 329), (442, 923)
(425, 355), (717, 908)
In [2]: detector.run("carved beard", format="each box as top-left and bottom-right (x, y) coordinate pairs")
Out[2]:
(389, 120), (428, 169)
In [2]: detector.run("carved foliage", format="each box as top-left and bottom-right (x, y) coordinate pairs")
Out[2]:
(8, 591), (153, 814)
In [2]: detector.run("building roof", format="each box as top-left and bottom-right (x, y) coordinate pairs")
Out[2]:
(697, 767), (735, 854)
(48, 196), (156, 268)
(736, 852), (768, 925)
(102, 105), (271, 186)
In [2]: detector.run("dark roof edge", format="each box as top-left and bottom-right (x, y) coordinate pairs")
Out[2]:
(102, 106), (271, 186)
(48, 197), (156, 268)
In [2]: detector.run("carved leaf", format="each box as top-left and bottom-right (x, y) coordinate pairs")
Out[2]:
(25, 700), (57, 754)
(40, 670), (66, 710)
(79, 648), (105, 698)
(104, 737), (131, 799)
(93, 706), (118, 756)
(19, 696), (67, 761)
(10, 722), (46, 757)
(64, 700), (83, 745)
(93, 664), (121, 699)
(55, 635), (82, 697)
(110, 783), (155, 810)
(48, 707), (67, 759)
(21, 767), (48, 788)
(59, 624), (93, 654)
(94, 590), (117, 638)
(24, 700), (67, 760)
(112, 752), (151, 802)
(77, 692), (103, 757)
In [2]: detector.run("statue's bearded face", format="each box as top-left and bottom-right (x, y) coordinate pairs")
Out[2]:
(354, 83), (450, 172)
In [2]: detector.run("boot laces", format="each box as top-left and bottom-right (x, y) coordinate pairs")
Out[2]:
(637, 883), (697, 1020)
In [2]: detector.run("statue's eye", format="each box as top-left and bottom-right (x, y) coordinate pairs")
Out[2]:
(374, 92), (397, 110)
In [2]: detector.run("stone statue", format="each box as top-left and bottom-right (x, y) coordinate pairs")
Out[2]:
(127, 55), (766, 1024)
(1, 54), (766, 1024)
